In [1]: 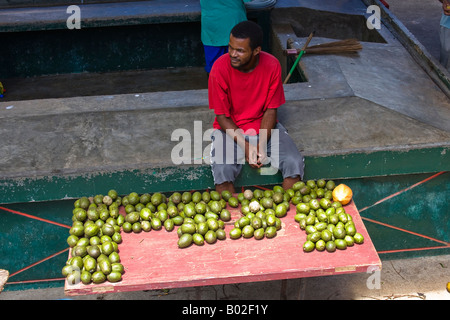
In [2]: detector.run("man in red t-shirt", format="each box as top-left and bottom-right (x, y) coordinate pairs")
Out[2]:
(208, 21), (304, 194)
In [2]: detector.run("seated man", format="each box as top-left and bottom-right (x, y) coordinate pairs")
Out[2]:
(208, 20), (304, 194)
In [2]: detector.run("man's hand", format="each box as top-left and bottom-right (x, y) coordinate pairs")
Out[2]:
(246, 142), (260, 168)
(256, 145), (268, 167)
(216, 114), (250, 164)
(246, 142), (267, 169)
(216, 107), (277, 169)
(216, 115), (264, 168)
(256, 108), (277, 168)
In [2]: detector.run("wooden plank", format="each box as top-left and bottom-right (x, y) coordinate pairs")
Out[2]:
(65, 200), (381, 296)
(0, 269), (9, 292)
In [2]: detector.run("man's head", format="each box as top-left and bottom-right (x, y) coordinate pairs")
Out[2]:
(230, 20), (263, 51)
(228, 21), (263, 72)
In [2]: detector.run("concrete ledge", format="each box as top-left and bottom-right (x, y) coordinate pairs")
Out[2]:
(0, 0), (202, 32)
(1, 91), (449, 204)
(0, 0), (275, 32)
(1, 88), (448, 178)
(0, 0), (367, 33)
(1, 145), (448, 204)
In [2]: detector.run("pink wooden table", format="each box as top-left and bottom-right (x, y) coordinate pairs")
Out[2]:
(65, 199), (381, 296)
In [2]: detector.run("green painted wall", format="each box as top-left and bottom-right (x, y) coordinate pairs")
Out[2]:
(1, 171), (449, 292)
(346, 172), (450, 254)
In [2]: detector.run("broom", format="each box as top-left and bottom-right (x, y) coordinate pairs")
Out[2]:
(290, 39), (363, 55)
(283, 31), (315, 84)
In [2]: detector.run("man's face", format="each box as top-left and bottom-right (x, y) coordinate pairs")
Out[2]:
(228, 35), (261, 72)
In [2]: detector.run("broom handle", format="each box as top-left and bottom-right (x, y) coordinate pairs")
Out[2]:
(283, 51), (304, 84)
(283, 31), (314, 84)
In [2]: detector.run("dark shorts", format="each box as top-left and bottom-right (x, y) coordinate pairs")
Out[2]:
(204, 45), (228, 73)
(210, 123), (305, 185)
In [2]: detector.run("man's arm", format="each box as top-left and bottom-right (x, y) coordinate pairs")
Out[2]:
(216, 106), (278, 169)
(257, 108), (277, 167)
(216, 114), (260, 168)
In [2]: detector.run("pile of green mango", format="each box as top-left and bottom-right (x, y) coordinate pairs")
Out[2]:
(63, 180), (365, 286)
(229, 186), (289, 240)
(172, 190), (230, 248)
(291, 179), (365, 252)
(63, 189), (237, 285)
(63, 190), (124, 285)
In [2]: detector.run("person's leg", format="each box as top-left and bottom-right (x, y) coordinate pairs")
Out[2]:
(210, 129), (245, 193)
(215, 181), (236, 194)
(440, 26), (450, 71)
(282, 176), (301, 190)
(265, 123), (304, 189)
(203, 45), (228, 74)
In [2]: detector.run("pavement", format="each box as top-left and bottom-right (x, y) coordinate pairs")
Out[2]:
(0, 254), (449, 300)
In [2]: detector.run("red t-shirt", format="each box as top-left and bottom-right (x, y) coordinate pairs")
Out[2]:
(208, 51), (285, 135)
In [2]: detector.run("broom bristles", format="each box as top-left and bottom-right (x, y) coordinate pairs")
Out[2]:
(305, 45), (362, 54)
(295, 38), (362, 54)
(307, 38), (360, 49)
